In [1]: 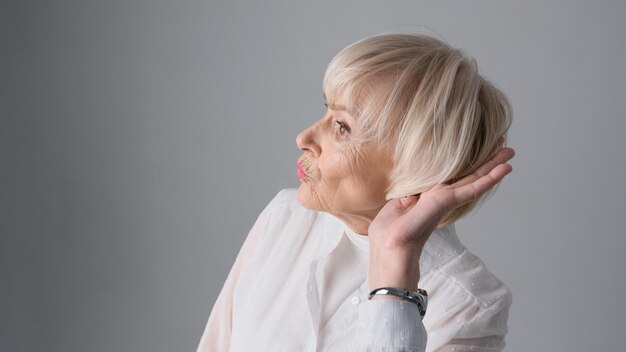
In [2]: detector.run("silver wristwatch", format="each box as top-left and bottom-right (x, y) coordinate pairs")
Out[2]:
(368, 287), (428, 319)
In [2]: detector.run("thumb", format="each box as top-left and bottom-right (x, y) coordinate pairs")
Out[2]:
(398, 194), (420, 209)
(377, 195), (418, 218)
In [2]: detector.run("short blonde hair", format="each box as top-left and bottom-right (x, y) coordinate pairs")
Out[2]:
(323, 34), (512, 226)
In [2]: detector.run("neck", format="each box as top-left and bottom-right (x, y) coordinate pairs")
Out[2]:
(335, 208), (381, 236)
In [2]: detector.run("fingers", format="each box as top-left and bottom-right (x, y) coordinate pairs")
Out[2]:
(479, 147), (515, 177)
(489, 137), (505, 156)
(453, 147), (515, 188)
(453, 162), (513, 205)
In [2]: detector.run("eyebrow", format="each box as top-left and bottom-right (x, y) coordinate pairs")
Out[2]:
(323, 93), (354, 116)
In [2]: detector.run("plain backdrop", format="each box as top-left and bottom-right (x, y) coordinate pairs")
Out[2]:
(2, 1), (625, 351)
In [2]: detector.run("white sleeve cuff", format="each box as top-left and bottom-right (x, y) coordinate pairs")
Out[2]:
(355, 299), (427, 352)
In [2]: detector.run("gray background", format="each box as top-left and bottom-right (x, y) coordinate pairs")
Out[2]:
(2, 1), (625, 351)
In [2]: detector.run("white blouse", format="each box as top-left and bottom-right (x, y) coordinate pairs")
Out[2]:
(196, 189), (511, 351)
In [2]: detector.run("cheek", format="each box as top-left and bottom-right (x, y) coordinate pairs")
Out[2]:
(347, 148), (393, 196)
(340, 145), (371, 181)
(319, 149), (353, 182)
(324, 147), (374, 194)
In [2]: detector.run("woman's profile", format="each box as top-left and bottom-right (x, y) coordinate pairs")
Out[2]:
(197, 33), (514, 351)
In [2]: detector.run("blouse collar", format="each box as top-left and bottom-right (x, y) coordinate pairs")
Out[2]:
(343, 226), (370, 253)
(341, 223), (465, 274)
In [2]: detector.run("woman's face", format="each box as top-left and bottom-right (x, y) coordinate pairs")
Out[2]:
(296, 103), (394, 235)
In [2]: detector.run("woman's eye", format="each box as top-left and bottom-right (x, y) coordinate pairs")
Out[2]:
(335, 120), (350, 136)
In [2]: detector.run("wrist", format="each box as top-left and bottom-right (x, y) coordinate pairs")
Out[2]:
(368, 287), (429, 318)
(368, 249), (421, 291)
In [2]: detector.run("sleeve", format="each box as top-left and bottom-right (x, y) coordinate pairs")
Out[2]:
(195, 190), (287, 352)
(353, 269), (511, 352)
(354, 299), (428, 352)
(426, 290), (512, 351)
(353, 292), (511, 352)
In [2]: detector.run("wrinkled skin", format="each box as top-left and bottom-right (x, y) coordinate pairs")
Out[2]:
(296, 104), (394, 235)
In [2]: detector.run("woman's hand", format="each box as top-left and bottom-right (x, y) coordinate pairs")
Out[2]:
(367, 147), (515, 291)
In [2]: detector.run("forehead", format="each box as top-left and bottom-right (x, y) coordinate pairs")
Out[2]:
(322, 91), (356, 118)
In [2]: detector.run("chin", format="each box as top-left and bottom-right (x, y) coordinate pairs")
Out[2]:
(296, 184), (321, 211)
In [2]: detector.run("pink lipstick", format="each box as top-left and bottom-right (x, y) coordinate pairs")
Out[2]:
(296, 161), (307, 181)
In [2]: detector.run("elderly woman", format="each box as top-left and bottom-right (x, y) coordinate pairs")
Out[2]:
(197, 34), (515, 351)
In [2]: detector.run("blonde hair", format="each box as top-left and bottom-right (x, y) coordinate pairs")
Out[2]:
(323, 34), (512, 226)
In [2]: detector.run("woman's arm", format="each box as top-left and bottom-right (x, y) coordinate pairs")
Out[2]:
(368, 147), (515, 291)
(363, 147), (515, 351)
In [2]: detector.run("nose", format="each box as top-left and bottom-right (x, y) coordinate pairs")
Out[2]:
(296, 120), (322, 157)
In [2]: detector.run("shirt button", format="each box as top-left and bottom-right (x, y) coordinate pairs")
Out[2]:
(351, 296), (361, 305)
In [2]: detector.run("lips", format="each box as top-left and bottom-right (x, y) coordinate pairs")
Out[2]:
(296, 160), (308, 181)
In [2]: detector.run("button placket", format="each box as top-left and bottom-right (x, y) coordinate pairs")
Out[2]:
(305, 260), (322, 346)
(318, 283), (368, 347)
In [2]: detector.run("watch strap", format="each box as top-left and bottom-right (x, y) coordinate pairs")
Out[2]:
(368, 287), (428, 319)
